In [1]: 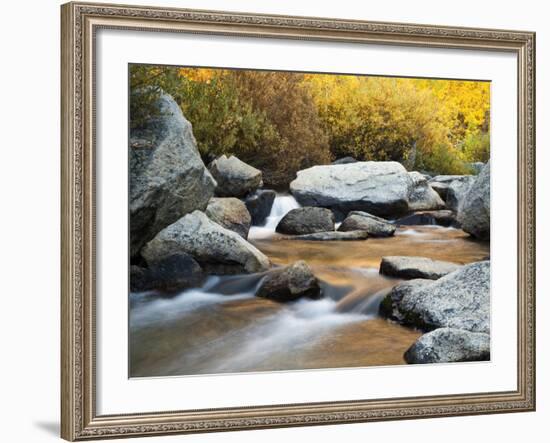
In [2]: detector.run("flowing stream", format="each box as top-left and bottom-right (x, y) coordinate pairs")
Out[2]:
(130, 195), (489, 377)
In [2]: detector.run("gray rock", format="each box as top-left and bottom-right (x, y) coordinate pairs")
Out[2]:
(141, 211), (270, 274)
(285, 231), (369, 241)
(129, 91), (216, 257)
(244, 189), (276, 225)
(205, 197), (251, 239)
(290, 161), (413, 217)
(331, 156), (358, 165)
(256, 261), (321, 302)
(379, 279), (429, 322)
(380, 261), (490, 333)
(446, 176), (475, 212)
(130, 253), (204, 293)
(457, 162), (490, 240)
(338, 211), (396, 237)
(408, 171), (446, 211)
(276, 207), (335, 235)
(404, 328), (490, 364)
(395, 210), (456, 227)
(380, 256), (461, 280)
(208, 155), (262, 197)
(428, 175), (473, 200)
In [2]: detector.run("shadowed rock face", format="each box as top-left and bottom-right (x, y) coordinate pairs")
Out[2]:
(141, 211), (270, 275)
(209, 155), (263, 197)
(256, 261), (321, 302)
(428, 175), (473, 200)
(395, 210), (456, 227)
(276, 207), (335, 235)
(130, 253), (204, 293)
(408, 171), (445, 211)
(205, 197), (251, 239)
(289, 161), (413, 217)
(404, 328), (490, 364)
(458, 162), (490, 240)
(244, 189), (276, 225)
(129, 91), (216, 258)
(446, 176), (475, 212)
(380, 256), (461, 280)
(380, 261), (490, 333)
(338, 211), (396, 237)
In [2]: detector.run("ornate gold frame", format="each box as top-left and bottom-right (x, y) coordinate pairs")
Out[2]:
(61, 2), (536, 440)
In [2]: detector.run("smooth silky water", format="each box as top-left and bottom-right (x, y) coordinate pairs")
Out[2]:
(130, 195), (489, 377)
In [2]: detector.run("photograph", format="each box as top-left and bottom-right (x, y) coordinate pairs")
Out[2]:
(128, 65), (491, 377)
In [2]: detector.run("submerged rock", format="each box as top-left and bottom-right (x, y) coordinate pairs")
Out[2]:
(256, 261), (321, 302)
(141, 210), (270, 274)
(408, 171), (445, 211)
(380, 256), (461, 280)
(457, 162), (490, 240)
(285, 231), (369, 241)
(290, 161), (413, 217)
(404, 328), (490, 364)
(205, 197), (251, 239)
(276, 207), (335, 235)
(338, 211), (396, 237)
(428, 175), (473, 200)
(209, 155), (263, 197)
(130, 252), (204, 293)
(129, 91), (216, 257)
(244, 189), (276, 225)
(380, 261), (490, 333)
(395, 210), (456, 227)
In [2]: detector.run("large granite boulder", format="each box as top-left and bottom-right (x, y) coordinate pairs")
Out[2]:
(379, 279), (428, 322)
(276, 207), (335, 235)
(457, 162), (490, 240)
(404, 328), (490, 364)
(130, 252), (204, 293)
(208, 155), (262, 197)
(130, 91), (216, 257)
(205, 197), (251, 239)
(379, 256), (461, 280)
(446, 176), (475, 212)
(285, 231), (369, 241)
(244, 189), (276, 225)
(289, 161), (413, 217)
(380, 261), (490, 333)
(141, 211), (270, 274)
(408, 171), (445, 211)
(337, 211), (396, 237)
(428, 175), (473, 200)
(256, 261), (321, 302)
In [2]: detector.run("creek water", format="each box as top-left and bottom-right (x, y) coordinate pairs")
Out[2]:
(130, 195), (489, 377)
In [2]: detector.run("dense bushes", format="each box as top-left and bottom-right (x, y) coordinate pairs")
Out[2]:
(130, 66), (329, 188)
(130, 65), (490, 186)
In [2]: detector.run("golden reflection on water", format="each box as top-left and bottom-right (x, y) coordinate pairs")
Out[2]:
(130, 226), (489, 377)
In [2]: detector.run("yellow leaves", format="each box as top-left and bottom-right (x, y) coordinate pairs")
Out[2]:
(177, 67), (218, 83)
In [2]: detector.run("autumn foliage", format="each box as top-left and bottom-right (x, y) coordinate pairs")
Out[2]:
(130, 65), (490, 187)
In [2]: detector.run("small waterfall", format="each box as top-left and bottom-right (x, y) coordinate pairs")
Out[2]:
(248, 194), (301, 239)
(129, 274), (265, 329)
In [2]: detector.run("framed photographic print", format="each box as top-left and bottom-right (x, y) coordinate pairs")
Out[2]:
(61, 1), (536, 440)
